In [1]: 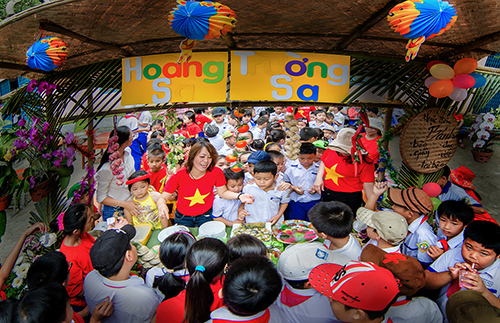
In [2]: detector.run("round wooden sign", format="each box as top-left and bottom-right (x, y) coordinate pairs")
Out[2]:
(400, 108), (459, 174)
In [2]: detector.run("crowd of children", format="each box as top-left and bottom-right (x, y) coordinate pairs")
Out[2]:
(0, 106), (499, 323)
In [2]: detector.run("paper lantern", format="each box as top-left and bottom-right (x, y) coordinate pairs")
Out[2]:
(430, 64), (455, 80)
(169, 0), (237, 62)
(26, 37), (68, 71)
(387, 0), (457, 62)
(454, 58), (478, 75)
(452, 74), (475, 89)
(429, 79), (454, 98)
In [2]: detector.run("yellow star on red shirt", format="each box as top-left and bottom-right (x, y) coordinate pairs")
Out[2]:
(185, 189), (209, 206)
(325, 163), (344, 186)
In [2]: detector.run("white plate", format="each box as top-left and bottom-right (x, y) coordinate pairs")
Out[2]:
(157, 225), (191, 243)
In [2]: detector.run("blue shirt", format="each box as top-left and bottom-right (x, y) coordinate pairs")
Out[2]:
(282, 161), (321, 203)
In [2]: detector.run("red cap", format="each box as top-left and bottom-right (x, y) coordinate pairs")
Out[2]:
(309, 261), (399, 311)
(450, 166), (475, 190)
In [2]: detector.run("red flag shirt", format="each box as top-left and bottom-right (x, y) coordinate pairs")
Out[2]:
(186, 123), (202, 138)
(164, 167), (226, 216)
(359, 134), (382, 162)
(148, 164), (167, 192)
(321, 149), (374, 192)
(286, 106), (316, 121)
(196, 114), (212, 130)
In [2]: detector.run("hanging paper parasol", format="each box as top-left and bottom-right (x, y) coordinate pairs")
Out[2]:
(26, 37), (68, 71)
(168, 0), (237, 63)
(387, 0), (457, 62)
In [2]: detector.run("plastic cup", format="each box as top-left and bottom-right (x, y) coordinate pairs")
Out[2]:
(458, 270), (469, 288)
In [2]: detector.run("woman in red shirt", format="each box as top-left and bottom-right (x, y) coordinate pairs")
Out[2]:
(156, 238), (228, 323)
(313, 128), (375, 214)
(59, 203), (98, 319)
(359, 117), (384, 163)
(157, 141), (254, 227)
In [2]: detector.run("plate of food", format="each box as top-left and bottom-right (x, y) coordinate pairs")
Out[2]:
(272, 220), (318, 244)
(231, 222), (272, 243)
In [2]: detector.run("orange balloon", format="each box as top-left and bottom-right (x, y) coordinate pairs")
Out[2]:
(454, 58), (478, 75)
(429, 79), (454, 98)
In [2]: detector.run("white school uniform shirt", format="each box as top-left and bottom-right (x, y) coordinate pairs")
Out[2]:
(244, 172), (253, 184)
(438, 182), (482, 207)
(436, 230), (464, 251)
(428, 246), (500, 320)
(118, 115), (139, 139)
(386, 295), (443, 323)
(208, 135), (225, 152)
(84, 270), (159, 323)
(364, 240), (401, 254)
(401, 215), (438, 267)
(270, 112), (286, 122)
(323, 234), (362, 261)
(212, 195), (241, 222)
(242, 183), (290, 223)
(211, 119), (233, 134)
(311, 121), (329, 129)
(333, 111), (345, 131)
(95, 147), (135, 204)
(251, 126), (266, 141)
(276, 283), (341, 323)
(219, 143), (234, 156)
(208, 305), (285, 323)
(282, 161), (321, 203)
(138, 111), (152, 131)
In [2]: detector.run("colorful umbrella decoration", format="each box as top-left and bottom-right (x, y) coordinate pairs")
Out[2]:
(168, 0), (237, 63)
(26, 37), (68, 72)
(387, 0), (457, 62)
(424, 58), (487, 101)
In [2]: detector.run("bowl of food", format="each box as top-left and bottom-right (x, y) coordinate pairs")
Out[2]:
(231, 222), (272, 243)
(157, 224), (191, 243)
(272, 220), (318, 244)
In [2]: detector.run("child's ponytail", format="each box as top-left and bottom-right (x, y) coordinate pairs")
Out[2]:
(183, 238), (228, 323)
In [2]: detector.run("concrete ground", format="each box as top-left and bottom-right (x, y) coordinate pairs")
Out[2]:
(0, 122), (499, 261)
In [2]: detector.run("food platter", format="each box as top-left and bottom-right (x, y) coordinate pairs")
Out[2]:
(272, 220), (318, 244)
(231, 222), (272, 243)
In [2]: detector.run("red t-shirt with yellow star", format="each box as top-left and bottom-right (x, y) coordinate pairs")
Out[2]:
(321, 149), (375, 192)
(164, 167), (226, 216)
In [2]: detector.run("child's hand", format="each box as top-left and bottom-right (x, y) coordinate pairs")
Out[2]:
(23, 222), (48, 237)
(373, 181), (388, 196)
(427, 245), (445, 260)
(269, 214), (281, 225)
(90, 297), (114, 323)
(277, 181), (291, 191)
(158, 204), (169, 219)
(246, 178), (255, 185)
(239, 194), (254, 204)
(312, 179), (324, 193)
(460, 271), (488, 294)
(308, 186), (317, 195)
(448, 266), (461, 280)
(293, 186), (305, 195)
(237, 209), (249, 221)
(108, 217), (129, 230)
(233, 218), (244, 225)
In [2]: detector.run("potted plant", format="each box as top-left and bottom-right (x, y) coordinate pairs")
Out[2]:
(469, 112), (499, 163)
(0, 118), (20, 210)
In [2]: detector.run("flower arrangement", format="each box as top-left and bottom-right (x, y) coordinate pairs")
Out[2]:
(26, 79), (57, 95)
(1, 231), (60, 300)
(469, 113), (498, 153)
(161, 108), (186, 170)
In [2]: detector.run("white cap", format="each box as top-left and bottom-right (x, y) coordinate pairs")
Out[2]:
(278, 242), (350, 280)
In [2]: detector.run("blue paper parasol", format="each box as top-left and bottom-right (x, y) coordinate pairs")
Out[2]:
(169, 1), (218, 40)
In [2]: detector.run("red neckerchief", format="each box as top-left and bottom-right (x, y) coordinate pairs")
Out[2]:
(124, 114), (135, 119)
(439, 239), (450, 252)
(392, 298), (410, 307)
(213, 309), (270, 323)
(280, 285), (313, 307)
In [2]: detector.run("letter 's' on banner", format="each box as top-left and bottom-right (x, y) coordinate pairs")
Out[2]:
(229, 51), (350, 102)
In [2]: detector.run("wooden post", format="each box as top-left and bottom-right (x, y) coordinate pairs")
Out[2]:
(377, 107), (393, 182)
(87, 94), (94, 190)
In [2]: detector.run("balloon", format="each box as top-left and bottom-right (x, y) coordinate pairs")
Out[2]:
(454, 58), (478, 75)
(425, 76), (439, 88)
(430, 197), (441, 211)
(429, 79), (454, 98)
(26, 37), (68, 71)
(470, 73), (487, 88)
(449, 87), (468, 101)
(430, 64), (455, 80)
(452, 74), (476, 89)
(422, 182), (441, 197)
(427, 60), (446, 71)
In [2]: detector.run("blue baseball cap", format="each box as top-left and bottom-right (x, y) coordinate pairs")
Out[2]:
(247, 151), (271, 165)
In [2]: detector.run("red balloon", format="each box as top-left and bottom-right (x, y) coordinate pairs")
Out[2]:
(422, 182), (441, 198)
(429, 79), (454, 98)
(454, 58), (478, 75)
(452, 74), (475, 89)
(427, 60), (446, 71)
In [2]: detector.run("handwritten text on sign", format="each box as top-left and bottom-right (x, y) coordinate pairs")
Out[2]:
(121, 52), (228, 105)
(400, 108), (459, 174)
(229, 51), (350, 102)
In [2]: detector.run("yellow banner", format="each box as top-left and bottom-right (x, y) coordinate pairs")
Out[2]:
(229, 51), (350, 102)
(121, 52), (228, 105)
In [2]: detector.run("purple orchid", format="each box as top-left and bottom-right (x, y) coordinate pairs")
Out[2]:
(64, 132), (74, 145)
(15, 129), (27, 139)
(53, 158), (62, 168)
(65, 147), (76, 166)
(26, 80), (38, 92)
(41, 122), (50, 133)
(37, 81), (48, 94)
(29, 177), (36, 190)
(18, 118), (26, 127)
(42, 153), (52, 159)
(52, 150), (64, 158)
(46, 84), (57, 95)
(13, 139), (27, 149)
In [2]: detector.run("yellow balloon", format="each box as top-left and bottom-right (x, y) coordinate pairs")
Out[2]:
(430, 64), (455, 80)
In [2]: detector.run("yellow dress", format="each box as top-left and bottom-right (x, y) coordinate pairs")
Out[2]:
(133, 193), (162, 229)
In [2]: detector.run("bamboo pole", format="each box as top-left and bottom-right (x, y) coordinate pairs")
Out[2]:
(87, 94), (95, 192)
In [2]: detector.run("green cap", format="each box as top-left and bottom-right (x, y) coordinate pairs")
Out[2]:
(313, 140), (328, 149)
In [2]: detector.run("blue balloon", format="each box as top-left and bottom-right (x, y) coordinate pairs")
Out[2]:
(169, 1), (218, 40)
(470, 73), (487, 88)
